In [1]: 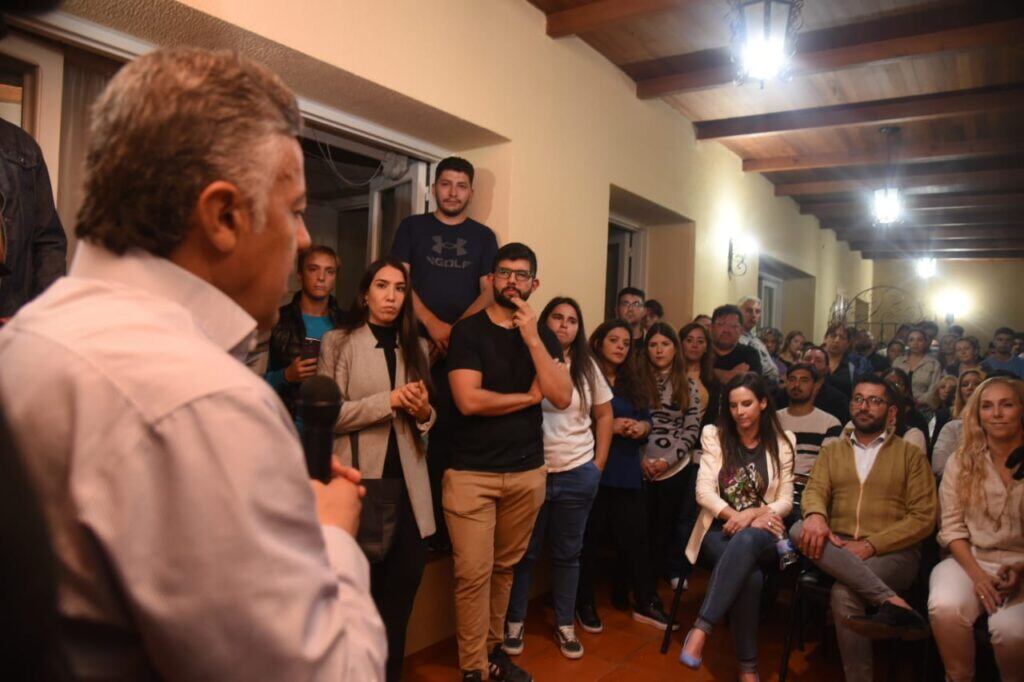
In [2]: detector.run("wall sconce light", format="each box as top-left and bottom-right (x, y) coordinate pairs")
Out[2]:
(728, 234), (757, 277)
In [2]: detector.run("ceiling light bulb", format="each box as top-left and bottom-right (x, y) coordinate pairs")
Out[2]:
(873, 187), (901, 225)
(741, 35), (787, 81)
(915, 258), (936, 279)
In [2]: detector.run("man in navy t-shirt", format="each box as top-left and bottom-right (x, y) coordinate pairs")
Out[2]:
(389, 157), (499, 550)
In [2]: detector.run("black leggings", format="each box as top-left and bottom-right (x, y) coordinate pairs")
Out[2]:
(370, 492), (427, 682)
(578, 486), (657, 609)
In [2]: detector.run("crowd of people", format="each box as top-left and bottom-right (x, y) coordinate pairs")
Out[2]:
(263, 143), (1024, 681)
(1, 46), (1022, 682)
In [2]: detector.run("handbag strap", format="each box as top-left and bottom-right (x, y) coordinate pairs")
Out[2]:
(349, 432), (360, 471)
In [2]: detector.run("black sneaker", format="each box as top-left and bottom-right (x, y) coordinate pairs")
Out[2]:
(632, 600), (680, 631)
(844, 602), (930, 640)
(488, 644), (533, 682)
(576, 603), (603, 633)
(554, 624), (584, 659)
(461, 671), (482, 682)
(502, 620), (525, 656)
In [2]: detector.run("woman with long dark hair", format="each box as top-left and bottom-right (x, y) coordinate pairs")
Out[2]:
(638, 323), (702, 590)
(318, 257), (434, 682)
(778, 330), (805, 370)
(929, 377), (1024, 681)
(503, 297), (613, 660)
(881, 367), (929, 453)
(679, 373), (795, 682)
(576, 320), (675, 632)
(679, 322), (717, 424)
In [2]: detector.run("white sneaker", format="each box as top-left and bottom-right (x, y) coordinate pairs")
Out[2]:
(670, 577), (689, 591)
(555, 624), (584, 659)
(502, 620), (525, 656)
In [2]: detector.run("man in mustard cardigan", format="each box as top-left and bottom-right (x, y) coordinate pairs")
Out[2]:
(790, 375), (937, 682)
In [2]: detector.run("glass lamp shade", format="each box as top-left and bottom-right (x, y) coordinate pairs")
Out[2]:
(739, 0), (795, 81)
(915, 258), (936, 279)
(873, 187), (902, 225)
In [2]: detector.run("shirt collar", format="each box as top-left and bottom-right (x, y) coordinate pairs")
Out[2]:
(70, 241), (257, 357)
(844, 425), (891, 449)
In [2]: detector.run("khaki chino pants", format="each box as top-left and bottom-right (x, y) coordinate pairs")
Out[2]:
(443, 465), (546, 676)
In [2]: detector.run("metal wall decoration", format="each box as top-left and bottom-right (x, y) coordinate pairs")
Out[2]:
(830, 285), (925, 342)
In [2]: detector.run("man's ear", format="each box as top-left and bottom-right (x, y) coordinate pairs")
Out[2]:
(193, 180), (250, 254)
(530, 278), (540, 293)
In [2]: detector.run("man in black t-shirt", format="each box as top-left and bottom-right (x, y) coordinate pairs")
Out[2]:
(445, 242), (571, 682)
(710, 304), (762, 385)
(389, 156), (499, 549)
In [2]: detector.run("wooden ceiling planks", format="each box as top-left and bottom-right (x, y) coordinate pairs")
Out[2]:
(527, 0), (1024, 259)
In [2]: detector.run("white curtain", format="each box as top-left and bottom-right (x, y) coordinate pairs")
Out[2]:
(56, 49), (119, 264)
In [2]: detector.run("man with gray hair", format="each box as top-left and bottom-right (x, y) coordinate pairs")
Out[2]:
(0, 48), (385, 679)
(737, 296), (779, 387)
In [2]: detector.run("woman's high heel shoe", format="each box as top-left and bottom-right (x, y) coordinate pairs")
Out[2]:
(678, 629), (703, 669)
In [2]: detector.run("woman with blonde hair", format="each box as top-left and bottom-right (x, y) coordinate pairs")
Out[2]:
(931, 368), (985, 475)
(928, 376), (1024, 682)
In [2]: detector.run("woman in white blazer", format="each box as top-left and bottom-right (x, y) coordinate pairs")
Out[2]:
(318, 257), (435, 682)
(678, 373), (795, 682)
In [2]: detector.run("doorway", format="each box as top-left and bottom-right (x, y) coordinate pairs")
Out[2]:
(605, 222), (645, 320)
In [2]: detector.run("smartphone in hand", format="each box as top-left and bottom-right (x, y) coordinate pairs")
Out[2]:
(301, 337), (321, 361)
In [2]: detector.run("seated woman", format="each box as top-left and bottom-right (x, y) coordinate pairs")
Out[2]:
(504, 297), (612, 660)
(577, 320), (674, 631)
(931, 368), (984, 475)
(892, 327), (943, 412)
(777, 330), (805, 376)
(318, 258), (434, 682)
(928, 376), (1024, 682)
(638, 323), (702, 590)
(679, 373), (795, 682)
(924, 374), (957, 440)
(882, 368), (929, 453)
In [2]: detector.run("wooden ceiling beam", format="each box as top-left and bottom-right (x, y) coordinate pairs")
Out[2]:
(800, 193), (1024, 215)
(636, 2), (1024, 99)
(851, 239), (1024, 252)
(696, 83), (1024, 140)
(864, 250), (1024, 260)
(546, 0), (698, 38)
(775, 169), (1024, 197)
(834, 226), (1024, 242)
(826, 210), (1024, 227)
(829, 222), (1024, 236)
(745, 138), (1024, 173)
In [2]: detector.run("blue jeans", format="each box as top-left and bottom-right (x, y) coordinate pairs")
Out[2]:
(695, 522), (776, 672)
(507, 460), (601, 626)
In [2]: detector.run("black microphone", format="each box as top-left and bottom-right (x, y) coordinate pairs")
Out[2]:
(297, 376), (342, 484)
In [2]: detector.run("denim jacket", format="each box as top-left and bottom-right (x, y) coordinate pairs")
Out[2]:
(0, 119), (67, 318)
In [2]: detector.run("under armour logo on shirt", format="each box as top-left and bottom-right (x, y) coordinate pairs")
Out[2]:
(432, 235), (468, 256)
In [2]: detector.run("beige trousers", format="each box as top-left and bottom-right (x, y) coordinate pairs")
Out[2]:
(929, 556), (1024, 682)
(443, 465), (546, 677)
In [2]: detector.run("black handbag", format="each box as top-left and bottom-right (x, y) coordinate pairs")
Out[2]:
(350, 432), (403, 563)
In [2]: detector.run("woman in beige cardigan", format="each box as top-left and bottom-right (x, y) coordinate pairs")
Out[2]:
(928, 377), (1024, 682)
(318, 257), (435, 682)
(679, 373), (794, 682)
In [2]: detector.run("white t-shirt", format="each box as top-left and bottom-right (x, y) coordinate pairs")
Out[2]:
(541, 357), (614, 473)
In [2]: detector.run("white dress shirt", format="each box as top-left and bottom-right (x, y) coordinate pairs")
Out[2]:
(0, 242), (385, 680)
(848, 430), (889, 483)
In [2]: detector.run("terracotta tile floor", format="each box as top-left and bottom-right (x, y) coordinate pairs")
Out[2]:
(403, 568), (848, 681)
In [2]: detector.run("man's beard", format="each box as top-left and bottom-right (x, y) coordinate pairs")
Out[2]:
(852, 411), (887, 435)
(438, 200), (467, 218)
(788, 393), (812, 406)
(494, 285), (529, 310)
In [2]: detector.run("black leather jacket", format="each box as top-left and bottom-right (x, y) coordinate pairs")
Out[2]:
(0, 119), (66, 318)
(268, 291), (346, 414)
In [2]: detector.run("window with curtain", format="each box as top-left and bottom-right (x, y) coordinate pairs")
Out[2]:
(57, 47), (120, 262)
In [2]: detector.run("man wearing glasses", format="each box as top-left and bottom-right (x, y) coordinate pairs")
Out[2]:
(790, 375), (937, 682)
(615, 286), (646, 352)
(445, 242), (572, 682)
